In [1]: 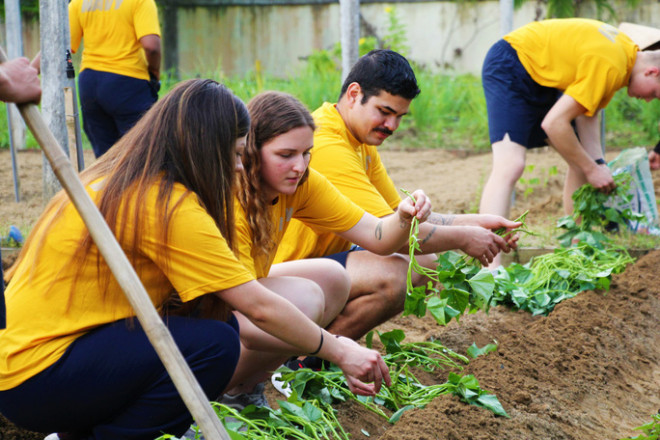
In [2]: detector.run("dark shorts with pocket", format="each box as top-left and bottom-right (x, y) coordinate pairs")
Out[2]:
(482, 39), (562, 149)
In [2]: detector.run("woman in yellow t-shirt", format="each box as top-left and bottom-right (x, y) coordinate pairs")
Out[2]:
(0, 81), (395, 440)
(225, 91), (431, 402)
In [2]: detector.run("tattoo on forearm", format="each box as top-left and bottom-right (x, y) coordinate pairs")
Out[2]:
(375, 221), (383, 240)
(420, 226), (436, 245)
(399, 218), (409, 229)
(428, 213), (455, 226)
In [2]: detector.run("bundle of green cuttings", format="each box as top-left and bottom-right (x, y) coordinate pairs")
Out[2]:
(492, 172), (640, 315)
(166, 330), (507, 440)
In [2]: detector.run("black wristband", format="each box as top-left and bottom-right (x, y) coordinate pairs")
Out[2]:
(309, 330), (324, 355)
(654, 140), (660, 155)
(595, 158), (607, 165)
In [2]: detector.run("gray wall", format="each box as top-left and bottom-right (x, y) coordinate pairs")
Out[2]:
(3, 1), (660, 78)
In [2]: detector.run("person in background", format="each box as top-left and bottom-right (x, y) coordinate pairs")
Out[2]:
(479, 18), (660, 268)
(69, 0), (162, 158)
(0, 80), (390, 440)
(219, 91), (431, 408)
(618, 22), (660, 171)
(274, 50), (520, 364)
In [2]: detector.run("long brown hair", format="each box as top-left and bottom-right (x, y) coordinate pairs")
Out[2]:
(7, 79), (249, 315)
(237, 91), (315, 256)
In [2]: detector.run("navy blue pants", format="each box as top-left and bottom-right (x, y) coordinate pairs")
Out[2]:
(0, 315), (240, 439)
(482, 39), (562, 149)
(78, 69), (157, 158)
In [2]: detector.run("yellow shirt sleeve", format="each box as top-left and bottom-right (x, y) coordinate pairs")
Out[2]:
(505, 18), (637, 116)
(236, 170), (365, 277)
(0, 180), (253, 390)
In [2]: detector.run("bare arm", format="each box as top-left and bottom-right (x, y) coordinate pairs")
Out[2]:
(140, 34), (161, 80)
(216, 280), (391, 395)
(541, 94), (614, 191)
(337, 189), (432, 255)
(0, 57), (41, 104)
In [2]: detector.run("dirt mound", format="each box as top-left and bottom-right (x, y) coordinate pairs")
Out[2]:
(343, 250), (660, 440)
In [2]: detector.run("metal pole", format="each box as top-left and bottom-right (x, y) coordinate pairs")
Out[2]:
(66, 49), (85, 171)
(5, 0), (26, 202)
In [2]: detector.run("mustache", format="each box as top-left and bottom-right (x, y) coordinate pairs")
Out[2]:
(374, 127), (393, 136)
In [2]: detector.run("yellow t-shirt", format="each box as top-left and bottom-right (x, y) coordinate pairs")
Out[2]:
(0, 179), (254, 390)
(274, 103), (401, 262)
(504, 18), (638, 117)
(69, 0), (161, 80)
(235, 169), (365, 278)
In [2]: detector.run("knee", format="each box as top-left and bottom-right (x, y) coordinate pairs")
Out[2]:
(319, 260), (351, 307)
(292, 278), (326, 324)
(369, 265), (409, 313)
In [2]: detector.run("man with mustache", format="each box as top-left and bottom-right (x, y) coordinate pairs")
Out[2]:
(272, 50), (519, 370)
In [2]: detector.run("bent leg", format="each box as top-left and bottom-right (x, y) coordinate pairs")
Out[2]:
(480, 137), (527, 269)
(479, 135), (527, 218)
(226, 272), (333, 393)
(0, 316), (240, 439)
(269, 258), (351, 326)
(327, 251), (437, 340)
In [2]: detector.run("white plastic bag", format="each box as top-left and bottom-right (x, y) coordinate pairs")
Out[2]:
(607, 147), (659, 234)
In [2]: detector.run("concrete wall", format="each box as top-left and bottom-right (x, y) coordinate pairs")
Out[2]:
(3, 1), (660, 78)
(167, 0), (660, 78)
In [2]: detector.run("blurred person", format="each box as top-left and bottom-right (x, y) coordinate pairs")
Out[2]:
(479, 18), (660, 267)
(69, 0), (162, 158)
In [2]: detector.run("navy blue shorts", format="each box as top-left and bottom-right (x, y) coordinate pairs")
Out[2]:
(482, 39), (562, 149)
(323, 245), (366, 267)
(0, 315), (241, 438)
(78, 69), (158, 158)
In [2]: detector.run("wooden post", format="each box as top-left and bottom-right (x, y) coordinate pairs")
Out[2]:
(39, 0), (70, 201)
(4, 0), (25, 202)
(2, 42), (231, 440)
(340, 0), (360, 83)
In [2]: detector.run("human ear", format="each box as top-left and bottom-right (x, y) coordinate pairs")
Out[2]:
(346, 82), (362, 106)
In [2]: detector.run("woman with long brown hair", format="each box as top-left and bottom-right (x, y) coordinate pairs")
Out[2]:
(223, 91), (432, 406)
(0, 81), (396, 439)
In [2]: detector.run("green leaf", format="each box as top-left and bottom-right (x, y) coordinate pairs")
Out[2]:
(466, 341), (498, 359)
(388, 405), (416, 423)
(476, 394), (509, 418)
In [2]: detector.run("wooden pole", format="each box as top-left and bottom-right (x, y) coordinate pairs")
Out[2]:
(39, 0), (68, 200)
(0, 46), (231, 440)
(340, 0), (360, 83)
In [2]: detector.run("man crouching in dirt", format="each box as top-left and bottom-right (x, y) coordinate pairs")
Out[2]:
(272, 49), (520, 365)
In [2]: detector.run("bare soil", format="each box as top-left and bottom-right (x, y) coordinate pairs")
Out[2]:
(1, 147), (659, 439)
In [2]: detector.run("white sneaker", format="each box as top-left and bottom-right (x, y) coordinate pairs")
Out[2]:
(44, 435), (60, 440)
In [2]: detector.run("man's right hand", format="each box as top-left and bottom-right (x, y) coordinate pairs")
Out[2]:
(459, 226), (511, 266)
(585, 163), (615, 193)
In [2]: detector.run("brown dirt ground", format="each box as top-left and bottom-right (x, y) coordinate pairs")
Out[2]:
(1, 147), (660, 439)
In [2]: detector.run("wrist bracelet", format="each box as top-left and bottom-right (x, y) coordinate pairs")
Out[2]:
(595, 158), (606, 165)
(654, 140), (660, 155)
(309, 330), (324, 355)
